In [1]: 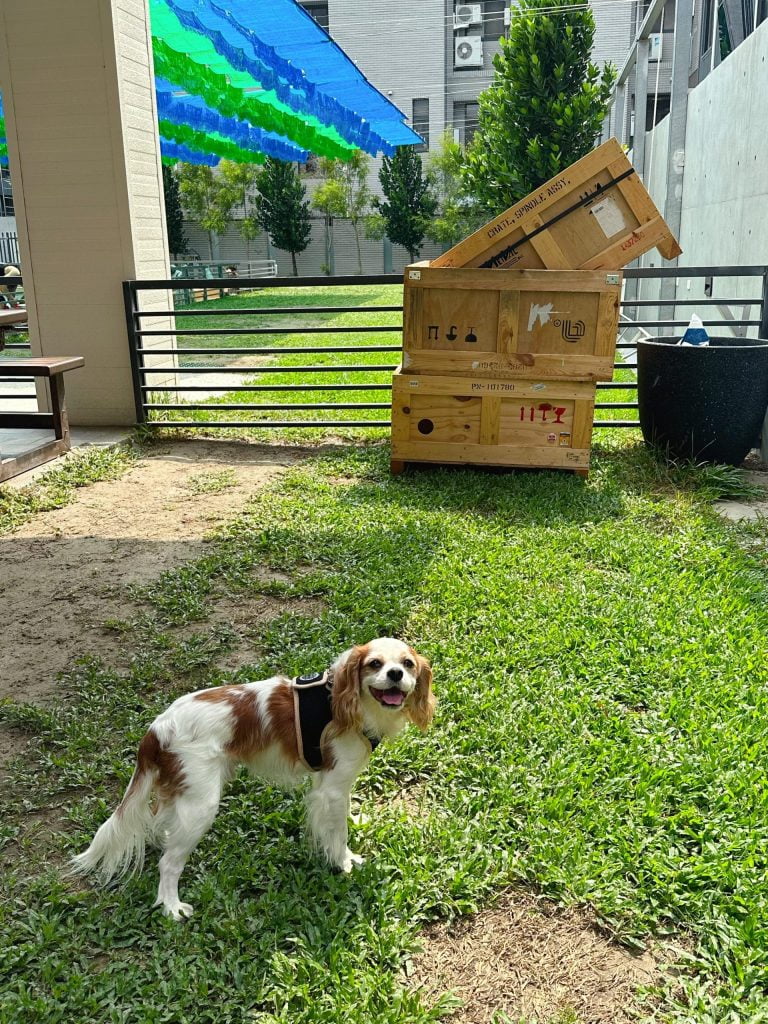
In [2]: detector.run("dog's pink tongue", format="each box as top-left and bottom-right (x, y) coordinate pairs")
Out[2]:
(382, 689), (404, 706)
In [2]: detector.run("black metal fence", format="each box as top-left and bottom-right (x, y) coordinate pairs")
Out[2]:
(121, 266), (768, 431)
(0, 232), (20, 268)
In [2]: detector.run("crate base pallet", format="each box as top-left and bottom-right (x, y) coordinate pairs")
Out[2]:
(390, 370), (596, 475)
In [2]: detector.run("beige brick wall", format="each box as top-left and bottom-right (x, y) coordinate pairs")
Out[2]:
(0, 0), (175, 426)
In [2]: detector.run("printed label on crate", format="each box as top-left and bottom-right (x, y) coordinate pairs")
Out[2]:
(470, 381), (518, 393)
(526, 302), (586, 344)
(559, 432), (572, 447)
(590, 197), (627, 238)
(471, 359), (532, 374)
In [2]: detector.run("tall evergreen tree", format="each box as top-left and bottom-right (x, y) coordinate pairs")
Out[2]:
(162, 164), (188, 257)
(255, 158), (312, 276)
(461, 0), (616, 216)
(425, 132), (485, 248)
(375, 147), (436, 263)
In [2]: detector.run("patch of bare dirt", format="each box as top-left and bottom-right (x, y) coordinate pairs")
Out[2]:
(409, 892), (662, 1024)
(0, 728), (30, 784)
(188, 593), (327, 672)
(0, 441), (300, 707)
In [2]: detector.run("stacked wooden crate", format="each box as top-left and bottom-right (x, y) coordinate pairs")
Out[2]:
(390, 138), (682, 476)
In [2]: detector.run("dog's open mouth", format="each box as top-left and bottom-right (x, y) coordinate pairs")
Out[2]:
(370, 686), (405, 707)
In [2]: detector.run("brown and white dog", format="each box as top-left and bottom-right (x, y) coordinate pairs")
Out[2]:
(71, 638), (434, 920)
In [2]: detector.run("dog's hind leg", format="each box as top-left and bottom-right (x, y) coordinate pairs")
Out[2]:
(153, 763), (226, 920)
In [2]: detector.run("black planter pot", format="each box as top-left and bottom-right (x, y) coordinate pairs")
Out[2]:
(637, 336), (768, 465)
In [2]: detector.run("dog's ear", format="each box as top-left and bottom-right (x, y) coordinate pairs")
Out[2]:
(408, 653), (435, 731)
(331, 645), (365, 732)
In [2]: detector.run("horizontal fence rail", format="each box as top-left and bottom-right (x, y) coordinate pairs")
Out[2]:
(124, 267), (768, 432)
(0, 271), (32, 408)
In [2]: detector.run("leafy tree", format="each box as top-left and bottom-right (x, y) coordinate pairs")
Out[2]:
(375, 146), (437, 262)
(425, 132), (484, 248)
(162, 164), (188, 256)
(461, 0), (616, 217)
(311, 161), (346, 276)
(176, 163), (233, 260)
(218, 161), (261, 264)
(311, 152), (372, 274)
(255, 158), (312, 276)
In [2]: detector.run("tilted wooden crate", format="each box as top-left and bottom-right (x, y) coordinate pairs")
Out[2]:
(390, 370), (596, 475)
(430, 138), (681, 272)
(402, 264), (622, 381)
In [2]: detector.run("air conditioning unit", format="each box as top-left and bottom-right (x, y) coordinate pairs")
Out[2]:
(649, 32), (663, 61)
(454, 3), (482, 29)
(455, 35), (484, 68)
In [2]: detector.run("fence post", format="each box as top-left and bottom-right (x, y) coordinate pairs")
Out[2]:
(761, 269), (768, 462)
(123, 281), (146, 426)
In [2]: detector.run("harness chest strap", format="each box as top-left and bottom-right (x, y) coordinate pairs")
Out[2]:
(292, 671), (380, 772)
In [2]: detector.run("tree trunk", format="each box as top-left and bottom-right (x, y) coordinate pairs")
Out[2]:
(353, 221), (363, 275)
(323, 215), (332, 275)
(291, 251), (298, 276)
(328, 220), (336, 276)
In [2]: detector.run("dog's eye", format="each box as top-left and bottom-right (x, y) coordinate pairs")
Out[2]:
(368, 659), (383, 669)
(403, 658), (415, 670)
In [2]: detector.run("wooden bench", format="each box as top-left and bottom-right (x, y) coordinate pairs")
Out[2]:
(0, 356), (85, 483)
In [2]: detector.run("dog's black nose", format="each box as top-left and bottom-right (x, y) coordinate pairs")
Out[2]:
(387, 667), (403, 682)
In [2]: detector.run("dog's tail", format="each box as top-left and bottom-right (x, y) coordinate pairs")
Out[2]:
(69, 729), (168, 884)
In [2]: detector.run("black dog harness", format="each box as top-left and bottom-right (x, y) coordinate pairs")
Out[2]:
(292, 671), (380, 771)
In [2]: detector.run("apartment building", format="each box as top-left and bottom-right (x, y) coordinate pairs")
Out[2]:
(300, 1), (637, 165)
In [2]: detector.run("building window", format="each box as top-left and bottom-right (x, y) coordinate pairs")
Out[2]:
(483, 0), (507, 40)
(298, 1), (329, 30)
(758, 0), (768, 26)
(700, 0), (715, 57)
(718, 1), (733, 58)
(412, 98), (430, 152)
(741, 0), (754, 32)
(454, 101), (480, 147)
(645, 92), (671, 130)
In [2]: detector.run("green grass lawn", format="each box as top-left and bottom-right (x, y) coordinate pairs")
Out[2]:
(143, 286), (639, 439)
(1, 440), (768, 1023)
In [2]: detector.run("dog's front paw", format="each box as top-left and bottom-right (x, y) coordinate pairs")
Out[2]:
(158, 900), (194, 921)
(340, 850), (365, 873)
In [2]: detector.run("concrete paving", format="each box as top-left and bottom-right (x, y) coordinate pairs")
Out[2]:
(0, 426), (132, 488)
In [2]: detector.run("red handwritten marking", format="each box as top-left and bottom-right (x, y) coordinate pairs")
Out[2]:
(620, 233), (641, 251)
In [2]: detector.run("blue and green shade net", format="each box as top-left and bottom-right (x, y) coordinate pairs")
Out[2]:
(150, 0), (421, 166)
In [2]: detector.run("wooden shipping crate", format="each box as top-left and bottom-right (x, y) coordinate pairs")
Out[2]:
(390, 370), (596, 474)
(430, 138), (681, 271)
(402, 264), (622, 381)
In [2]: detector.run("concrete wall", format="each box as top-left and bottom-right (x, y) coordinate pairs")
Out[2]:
(182, 218), (444, 277)
(0, 0), (173, 425)
(628, 18), (768, 322)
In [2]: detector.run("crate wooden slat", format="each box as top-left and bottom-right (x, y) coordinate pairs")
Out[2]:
(402, 265), (622, 381)
(390, 370), (596, 474)
(430, 138), (681, 272)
